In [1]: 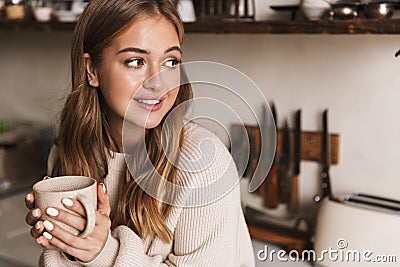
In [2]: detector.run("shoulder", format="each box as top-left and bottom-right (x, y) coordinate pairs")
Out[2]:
(179, 122), (232, 173)
(177, 123), (240, 206)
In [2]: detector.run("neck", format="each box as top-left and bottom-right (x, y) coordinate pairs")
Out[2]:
(112, 120), (146, 154)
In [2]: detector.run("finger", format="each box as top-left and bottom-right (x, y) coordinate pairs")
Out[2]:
(45, 207), (86, 232)
(30, 220), (45, 238)
(42, 222), (86, 253)
(42, 232), (84, 260)
(36, 235), (59, 251)
(97, 183), (110, 217)
(25, 208), (41, 226)
(25, 193), (35, 209)
(95, 210), (111, 228)
(62, 198), (86, 217)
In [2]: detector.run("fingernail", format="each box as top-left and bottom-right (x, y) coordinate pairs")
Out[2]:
(62, 198), (73, 207)
(100, 183), (107, 193)
(32, 209), (40, 218)
(43, 221), (54, 231)
(35, 221), (41, 230)
(36, 238), (41, 244)
(46, 207), (58, 217)
(43, 232), (52, 240)
(43, 176), (50, 180)
(25, 193), (32, 202)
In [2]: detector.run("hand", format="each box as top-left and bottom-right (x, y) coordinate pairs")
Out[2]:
(36, 183), (111, 262)
(25, 176), (49, 241)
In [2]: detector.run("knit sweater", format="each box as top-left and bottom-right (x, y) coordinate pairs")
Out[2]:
(39, 123), (255, 266)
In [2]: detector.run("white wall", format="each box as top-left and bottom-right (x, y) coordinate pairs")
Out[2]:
(183, 34), (400, 219)
(1, 31), (399, 220)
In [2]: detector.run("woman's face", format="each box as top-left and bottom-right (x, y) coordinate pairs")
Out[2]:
(88, 16), (181, 137)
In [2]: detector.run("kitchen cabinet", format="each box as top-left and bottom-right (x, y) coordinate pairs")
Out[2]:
(1, 18), (400, 34)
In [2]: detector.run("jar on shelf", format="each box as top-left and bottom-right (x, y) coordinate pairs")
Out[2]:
(5, 0), (26, 21)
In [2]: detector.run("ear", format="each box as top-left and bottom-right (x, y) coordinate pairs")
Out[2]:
(84, 53), (100, 87)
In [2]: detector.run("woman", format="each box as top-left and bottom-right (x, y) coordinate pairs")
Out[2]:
(25, 0), (255, 266)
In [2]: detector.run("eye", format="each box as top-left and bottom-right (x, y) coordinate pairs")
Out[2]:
(125, 58), (145, 68)
(164, 58), (181, 68)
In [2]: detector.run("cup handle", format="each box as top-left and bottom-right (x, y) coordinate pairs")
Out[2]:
(76, 194), (96, 238)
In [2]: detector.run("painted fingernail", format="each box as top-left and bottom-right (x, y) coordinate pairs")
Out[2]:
(25, 193), (32, 202)
(36, 238), (41, 244)
(62, 198), (73, 207)
(100, 183), (107, 193)
(46, 207), (59, 217)
(32, 209), (40, 218)
(35, 221), (41, 230)
(43, 176), (50, 180)
(43, 232), (52, 240)
(43, 221), (54, 231)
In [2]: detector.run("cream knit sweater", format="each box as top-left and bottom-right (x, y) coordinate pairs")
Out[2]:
(39, 123), (255, 266)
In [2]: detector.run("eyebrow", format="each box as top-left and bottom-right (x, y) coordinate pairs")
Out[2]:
(117, 46), (182, 55)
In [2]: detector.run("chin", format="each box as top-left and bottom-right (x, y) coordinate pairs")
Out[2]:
(143, 116), (164, 129)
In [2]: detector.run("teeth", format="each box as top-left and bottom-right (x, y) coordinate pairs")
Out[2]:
(137, 99), (160, 105)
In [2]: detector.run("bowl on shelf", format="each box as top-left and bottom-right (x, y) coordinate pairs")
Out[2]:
(363, 2), (394, 19)
(33, 6), (53, 22)
(54, 10), (78, 22)
(300, 0), (331, 20)
(329, 2), (360, 20)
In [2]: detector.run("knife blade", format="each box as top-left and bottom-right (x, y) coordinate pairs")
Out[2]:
(254, 104), (269, 196)
(277, 119), (291, 203)
(263, 102), (279, 208)
(318, 109), (332, 200)
(289, 110), (301, 214)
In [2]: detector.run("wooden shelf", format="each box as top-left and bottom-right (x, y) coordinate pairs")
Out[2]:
(0, 20), (76, 31)
(2, 19), (400, 34)
(184, 19), (400, 34)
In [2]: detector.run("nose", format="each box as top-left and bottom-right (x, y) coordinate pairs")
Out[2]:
(142, 66), (165, 92)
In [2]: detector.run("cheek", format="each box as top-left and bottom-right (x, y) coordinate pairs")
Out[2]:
(165, 88), (180, 109)
(99, 71), (143, 102)
(168, 87), (180, 100)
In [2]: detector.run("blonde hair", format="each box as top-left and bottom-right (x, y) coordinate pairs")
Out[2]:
(52, 0), (192, 243)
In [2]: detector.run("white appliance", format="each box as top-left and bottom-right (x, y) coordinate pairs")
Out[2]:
(314, 194), (400, 266)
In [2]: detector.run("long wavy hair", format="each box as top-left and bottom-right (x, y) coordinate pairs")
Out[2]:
(51, 0), (192, 243)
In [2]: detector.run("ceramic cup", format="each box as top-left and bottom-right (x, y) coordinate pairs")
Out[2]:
(33, 176), (97, 238)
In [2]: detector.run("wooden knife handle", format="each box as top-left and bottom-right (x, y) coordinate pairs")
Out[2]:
(263, 164), (279, 209)
(289, 175), (299, 214)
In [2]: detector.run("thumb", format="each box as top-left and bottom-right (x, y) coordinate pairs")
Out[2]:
(97, 183), (110, 217)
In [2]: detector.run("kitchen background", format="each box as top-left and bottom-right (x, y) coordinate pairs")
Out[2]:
(1, 32), (400, 210)
(1, 0), (400, 266)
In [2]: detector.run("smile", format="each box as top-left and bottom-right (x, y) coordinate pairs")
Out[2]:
(137, 99), (161, 105)
(134, 98), (164, 112)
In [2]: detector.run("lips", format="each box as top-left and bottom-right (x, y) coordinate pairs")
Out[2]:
(134, 96), (164, 112)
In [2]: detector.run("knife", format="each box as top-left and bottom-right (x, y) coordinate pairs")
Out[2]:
(315, 109), (333, 202)
(289, 110), (301, 214)
(277, 119), (291, 203)
(253, 104), (267, 197)
(263, 102), (279, 208)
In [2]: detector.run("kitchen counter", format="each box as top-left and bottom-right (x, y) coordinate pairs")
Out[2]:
(0, 190), (42, 266)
